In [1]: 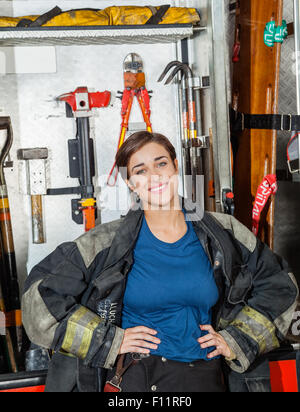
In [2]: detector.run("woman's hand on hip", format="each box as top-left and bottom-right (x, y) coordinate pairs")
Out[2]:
(197, 324), (231, 359)
(119, 326), (161, 355)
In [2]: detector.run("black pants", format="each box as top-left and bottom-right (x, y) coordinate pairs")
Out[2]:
(106, 353), (226, 392)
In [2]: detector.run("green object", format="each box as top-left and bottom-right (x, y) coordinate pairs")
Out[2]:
(264, 20), (288, 47)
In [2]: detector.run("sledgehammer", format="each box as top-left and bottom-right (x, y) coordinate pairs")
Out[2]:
(17, 148), (48, 244)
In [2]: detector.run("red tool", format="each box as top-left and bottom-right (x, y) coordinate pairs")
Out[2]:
(58, 87), (112, 114)
(47, 87), (113, 232)
(107, 54), (152, 186)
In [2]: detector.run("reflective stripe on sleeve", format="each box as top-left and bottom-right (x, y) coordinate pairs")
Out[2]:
(61, 306), (104, 359)
(230, 306), (280, 354)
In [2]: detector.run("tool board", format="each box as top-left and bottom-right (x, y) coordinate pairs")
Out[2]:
(0, 0), (232, 294)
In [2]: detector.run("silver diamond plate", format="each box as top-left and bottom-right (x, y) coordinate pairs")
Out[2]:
(279, 0), (297, 115)
(0, 26), (194, 47)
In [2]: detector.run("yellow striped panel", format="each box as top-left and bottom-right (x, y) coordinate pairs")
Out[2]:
(77, 315), (104, 359)
(230, 306), (279, 354)
(61, 306), (88, 355)
(61, 306), (103, 359)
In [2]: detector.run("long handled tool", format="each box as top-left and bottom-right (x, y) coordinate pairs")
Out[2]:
(17, 148), (48, 244)
(47, 87), (113, 232)
(0, 117), (25, 370)
(0, 253), (18, 373)
(158, 61), (189, 141)
(158, 61), (192, 201)
(158, 61), (203, 204)
(107, 53), (152, 186)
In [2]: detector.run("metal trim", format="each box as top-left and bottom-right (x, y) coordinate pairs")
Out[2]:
(0, 24), (195, 47)
(207, 0), (233, 212)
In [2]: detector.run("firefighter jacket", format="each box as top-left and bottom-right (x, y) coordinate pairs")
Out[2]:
(21, 198), (298, 392)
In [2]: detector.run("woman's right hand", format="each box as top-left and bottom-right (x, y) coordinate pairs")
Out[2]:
(119, 326), (161, 355)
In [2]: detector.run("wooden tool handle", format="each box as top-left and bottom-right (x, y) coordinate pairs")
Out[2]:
(31, 195), (45, 244)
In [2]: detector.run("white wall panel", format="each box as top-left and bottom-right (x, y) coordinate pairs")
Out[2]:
(0, 0), (185, 290)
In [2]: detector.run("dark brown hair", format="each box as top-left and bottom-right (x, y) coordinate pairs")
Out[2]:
(115, 131), (177, 180)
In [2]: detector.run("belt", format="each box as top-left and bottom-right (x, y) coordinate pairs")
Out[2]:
(230, 108), (300, 132)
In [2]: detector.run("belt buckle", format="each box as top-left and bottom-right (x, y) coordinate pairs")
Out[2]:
(131, 352), (150, 360)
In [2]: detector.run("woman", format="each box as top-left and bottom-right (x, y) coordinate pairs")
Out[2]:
(22, 131), (298, 392)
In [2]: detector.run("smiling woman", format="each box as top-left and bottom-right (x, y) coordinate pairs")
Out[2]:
(110, 131), (228, 391)
(115, 131), (186, 240)
(115, 131), (179, 211)
(21, 130), (298, 392)
(116, 131), (178, 196)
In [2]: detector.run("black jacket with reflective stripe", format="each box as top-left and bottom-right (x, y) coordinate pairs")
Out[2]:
(22, 200), (299, 392)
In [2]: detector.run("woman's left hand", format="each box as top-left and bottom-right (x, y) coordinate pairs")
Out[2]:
(197, 325), (231, 359)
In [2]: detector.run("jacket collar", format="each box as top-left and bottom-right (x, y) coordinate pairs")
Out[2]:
(101, 196), (243, 289)
(101, 204), (144, 272)
(101, 196), (205, 271)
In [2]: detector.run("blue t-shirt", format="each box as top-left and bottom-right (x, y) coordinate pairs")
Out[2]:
(122, 211), (219, 363)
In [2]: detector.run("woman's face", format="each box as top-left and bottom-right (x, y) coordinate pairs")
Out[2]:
(126, 142), (179, 209)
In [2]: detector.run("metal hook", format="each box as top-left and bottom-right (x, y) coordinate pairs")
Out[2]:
(157, 60), (183, 83)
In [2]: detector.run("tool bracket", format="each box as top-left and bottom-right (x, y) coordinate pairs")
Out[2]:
(68, 138), (95, 179)
(25, 159), (47, 195)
